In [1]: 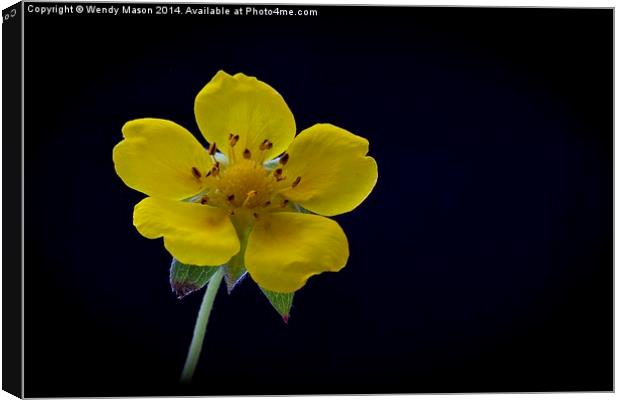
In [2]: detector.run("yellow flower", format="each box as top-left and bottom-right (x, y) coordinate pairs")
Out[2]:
(113, 71), (378, 293)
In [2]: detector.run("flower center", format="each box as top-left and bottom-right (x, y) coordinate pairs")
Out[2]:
(213, 159), (275, 210)
(195, 138), (302, 218)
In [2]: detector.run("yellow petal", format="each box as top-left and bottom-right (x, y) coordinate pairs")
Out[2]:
(133, 197), (240, 266)
(245, 212), (348, 293)
(113, 118), (213, 200)
(194, 71), (296, 161)
(280, 124), (378, 216)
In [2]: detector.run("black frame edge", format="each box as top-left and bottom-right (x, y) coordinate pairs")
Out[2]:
(2, 1), (23, 398)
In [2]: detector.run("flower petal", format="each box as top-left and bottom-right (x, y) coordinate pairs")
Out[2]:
(245, 212), (348, 293)
(280, 124), (378, 216)
(113, 119), (213, 200)
(194, 71), (296, 161)
(133, 197), (240, 266)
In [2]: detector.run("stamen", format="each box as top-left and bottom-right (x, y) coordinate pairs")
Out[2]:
(273, 168), (286, 181)
(259, 139), (273, 151)
(292, 176), (301, 188)
(200, 195), (209, 205)
(191, 167), (201, 179)
(211, 162), (220, 177)
(229, 134), (239, 147)
(256, 140), (272, 164)
(279, 153), (289, 165)
(243, 148), (251, 159)
(227, 194), (235, 202)
(281, 199), (289, 208)
(243, 190), (258, 207)
(205, 170), (211, 178)
(208, 142), (217, 156)
(263, 200), (271, 207)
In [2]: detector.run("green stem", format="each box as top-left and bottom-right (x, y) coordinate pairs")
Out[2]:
(180, 266), (224, 383)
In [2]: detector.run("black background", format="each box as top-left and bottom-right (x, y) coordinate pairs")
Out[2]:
(23, 4), (612, 397)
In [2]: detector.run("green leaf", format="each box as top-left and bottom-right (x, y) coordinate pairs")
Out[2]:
(169, 258), (220, 299)
(260, 287), (294, 323)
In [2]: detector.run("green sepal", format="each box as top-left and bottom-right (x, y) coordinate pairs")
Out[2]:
(169, 258), (220, 299)
(262, 157), (281, 171)
(223, 256), (247, 294)
(260, 287), (294, 323)
(224, 225), (251, 294)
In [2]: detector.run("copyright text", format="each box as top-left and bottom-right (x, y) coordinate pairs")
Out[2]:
(26, 4), (319, 17)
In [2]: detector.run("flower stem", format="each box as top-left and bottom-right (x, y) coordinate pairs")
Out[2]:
(180, 266), (224, 383)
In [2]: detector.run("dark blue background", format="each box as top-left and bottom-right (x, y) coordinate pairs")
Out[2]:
(23, 5), (612, 396)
